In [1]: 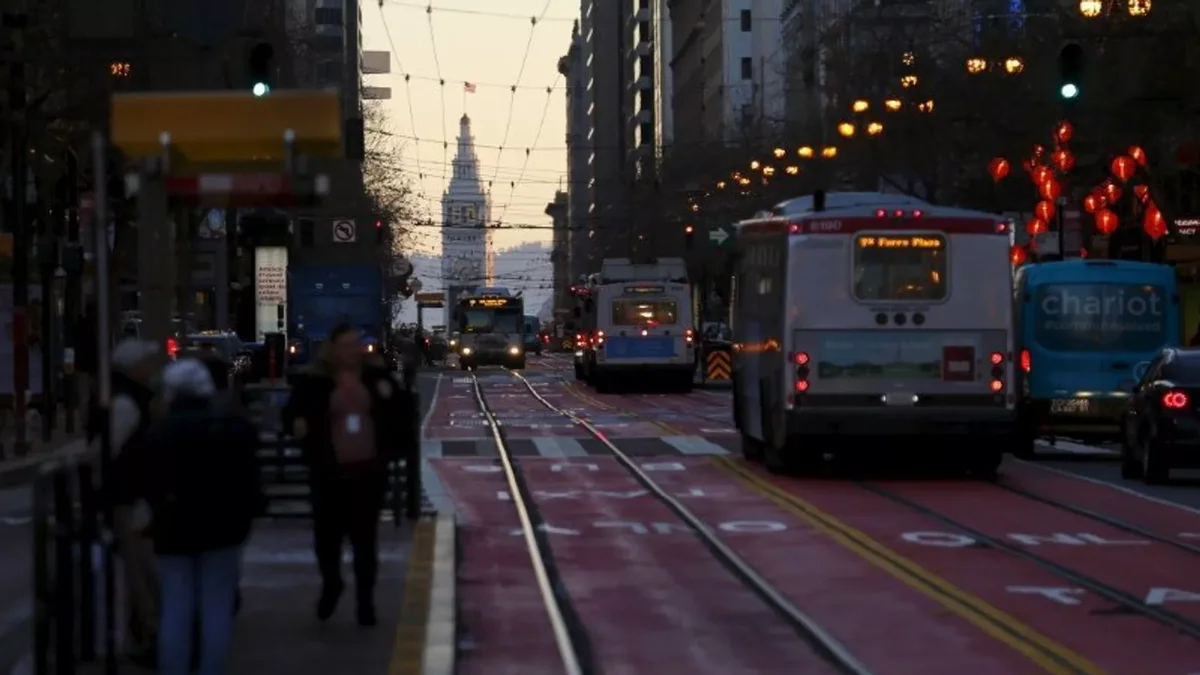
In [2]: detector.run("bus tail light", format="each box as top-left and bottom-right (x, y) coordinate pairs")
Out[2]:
(989, 351), (1005, 379)
(685, 328), (694, 343)
(794, 379), (809, 393)
(595, 330), (605, 346)
(791, 351), (810, 365)
(1019, 349), (1032, 373)
(990, 380), (1004, 392)
(1162, 391), (1189, 409)
(793, 351), (811, 392)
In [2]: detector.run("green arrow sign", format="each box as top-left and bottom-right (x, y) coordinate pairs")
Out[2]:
(709, 224), (735, 246)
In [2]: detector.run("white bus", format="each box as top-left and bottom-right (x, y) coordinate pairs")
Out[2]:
(730, 192), (1017, 477)
(577, 257), (696, 392)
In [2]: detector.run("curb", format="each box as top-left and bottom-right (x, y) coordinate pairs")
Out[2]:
(421, 513), (456, 675)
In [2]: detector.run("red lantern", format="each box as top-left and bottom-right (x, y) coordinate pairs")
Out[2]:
(1025, 217), (1048, 235)
(1034, 200), (1056, 222)
(1054, 121), (1074, 145)
(987, 157), (1010, 182)
(1133, 184), (1151, 204)
(1032, 166), (1054, 185)
(1082, 193), (1103, 214)
(1143, 203), (1167, 239)
(1128, 145), (1147, 167)
(1111, 155), (1136, 182)
(1051, 149), (1075, 173)
(1032, 144), (1046, 160)
(1022, 158), (1036, 174)
(1094, 209), (1119, 235)
(1102, 181), (1122, 203)
(1039, 178), (1061, 202)
(1011, 245), (1028, 266)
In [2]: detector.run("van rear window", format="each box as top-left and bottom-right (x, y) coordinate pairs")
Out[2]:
(852, 234), (947, 301)
(1033, 283), (1167, 352)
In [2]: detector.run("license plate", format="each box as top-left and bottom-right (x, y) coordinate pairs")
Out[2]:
(1050, 398), (1091, 414)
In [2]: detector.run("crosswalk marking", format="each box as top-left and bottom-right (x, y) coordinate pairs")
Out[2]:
(661, 435), (729, 455)
(532, 437), (588, 457)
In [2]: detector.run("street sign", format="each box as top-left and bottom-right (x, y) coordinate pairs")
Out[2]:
(415, 291), (443, 308)
(332, 219), (356, 243)
(709, 224), (735, 246)
(111, 89), (343, 164)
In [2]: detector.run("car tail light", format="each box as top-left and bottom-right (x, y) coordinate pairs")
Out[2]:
(1019, 349), (1031, 374)
(1163, 391), (1189, 409)
(165, 337), (179, 360)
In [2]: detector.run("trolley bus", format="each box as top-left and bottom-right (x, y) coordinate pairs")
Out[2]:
(453, 289), (527, 370)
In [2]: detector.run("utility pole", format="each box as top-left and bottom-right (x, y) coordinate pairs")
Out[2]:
(5, 9), (30, 456)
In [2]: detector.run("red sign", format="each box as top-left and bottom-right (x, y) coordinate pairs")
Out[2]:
(941, 346), (976, 381)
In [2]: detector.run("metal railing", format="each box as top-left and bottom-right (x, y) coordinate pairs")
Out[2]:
(32, 452), (118, 675)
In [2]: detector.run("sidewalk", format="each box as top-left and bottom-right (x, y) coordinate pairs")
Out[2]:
(0, 412), (87, 488)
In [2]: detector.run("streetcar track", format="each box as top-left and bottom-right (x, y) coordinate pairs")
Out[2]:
(993, 480), (1200, 556)
(859, 482), (1200, 641)
(558, 375), (730, 428)
(474, 369), (874, 675)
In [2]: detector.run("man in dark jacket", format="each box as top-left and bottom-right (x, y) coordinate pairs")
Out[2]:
(133, 359), (261, 675)
(282, 323), (411, 626)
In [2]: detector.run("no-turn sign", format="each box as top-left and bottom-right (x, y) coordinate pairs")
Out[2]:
(332, 219), (357, 243)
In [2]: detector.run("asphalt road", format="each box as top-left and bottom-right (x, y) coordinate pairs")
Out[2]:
(1035, 457), (1200, 511)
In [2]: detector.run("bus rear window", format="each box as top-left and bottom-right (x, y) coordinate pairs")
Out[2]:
(852, 234), (947, 301)
(1033, 283), (1167, 352)
(612, 299), (678, 326)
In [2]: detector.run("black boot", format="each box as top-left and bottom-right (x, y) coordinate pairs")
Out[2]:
(316, 579), (344, 621)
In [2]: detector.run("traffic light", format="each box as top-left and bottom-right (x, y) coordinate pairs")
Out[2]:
(248, 42), (274, 96)
(684, 224), (695, 250)
(1058, 43), (1083, 100)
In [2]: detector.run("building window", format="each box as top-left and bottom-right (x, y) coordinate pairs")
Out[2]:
(741, 57), (753, 80)
(314, 7), (342, 25)
(639, 55), (653, 77)
(740, 9), (752, 31)
(465, 206), (476, 222)
(450, 206), (461, 223)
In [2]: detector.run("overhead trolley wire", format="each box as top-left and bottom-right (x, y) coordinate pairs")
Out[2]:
(495, 72), (561, 227)
(378, 0), (436, 221)
(425, 2), (450, 189)
(487, 0), (553, 195)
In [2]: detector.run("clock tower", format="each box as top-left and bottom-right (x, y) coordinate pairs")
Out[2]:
(440, 114), (493, 325)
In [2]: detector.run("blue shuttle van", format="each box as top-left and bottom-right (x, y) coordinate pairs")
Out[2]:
(1014, 259), (1181, 456)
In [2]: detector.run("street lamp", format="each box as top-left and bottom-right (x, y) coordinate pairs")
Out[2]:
(917, 100), (935, 113)
(837, 122), (856, 137)
(772, 147), (786, 158)
(866, 122), (884, 136)
(750, 160), (761, 170)
(1004, 57), (1024, 74)
(884, 98), (902, 111)
(1078, 0), (1102, 17)
(785, 166), (799, 175)
(966, 58), (988, 74)
(821, 147), (838, 159)
(852, 100), (869, 113)
(798, 146), (815, 158)
(900, 75), (918, 88)
(1128, 0), (1150, 16)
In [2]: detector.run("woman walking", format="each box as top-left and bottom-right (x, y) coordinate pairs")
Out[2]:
(134, 359), (261, 675)
(283, 323), (403, 626)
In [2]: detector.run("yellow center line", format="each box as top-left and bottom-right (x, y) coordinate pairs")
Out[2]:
(389, 519), (436, 675)
(711, 458), (1108, 675)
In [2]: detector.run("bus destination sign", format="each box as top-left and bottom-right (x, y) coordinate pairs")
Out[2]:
(466, 296), (518, 308)
(624, 285), (665, 294)
(856, 234), (943, 249)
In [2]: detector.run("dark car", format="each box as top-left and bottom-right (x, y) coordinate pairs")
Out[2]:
(1120, 347), (1200, 484)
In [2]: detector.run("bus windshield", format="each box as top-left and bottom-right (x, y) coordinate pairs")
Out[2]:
(1033, 283), (1167, 352)
(853, 234), (947, 301)
(459, 307), (523, 333)
(612, 299), (679, 325)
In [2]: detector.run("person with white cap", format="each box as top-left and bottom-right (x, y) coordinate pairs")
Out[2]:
(87, 337), (162, 668)
(131, 358), (261, 675)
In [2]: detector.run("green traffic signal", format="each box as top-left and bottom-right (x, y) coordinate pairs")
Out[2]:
(1060, 83), (1079, 99)
(252, 82), (270, 97)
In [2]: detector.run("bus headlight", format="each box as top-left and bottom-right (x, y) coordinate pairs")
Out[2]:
(461, 347), (473, 356)
(450, 340), (457, 347)
(508, 346), (522, 356)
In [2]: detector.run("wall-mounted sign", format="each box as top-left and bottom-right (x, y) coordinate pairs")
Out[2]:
(255, 246), (288, 340)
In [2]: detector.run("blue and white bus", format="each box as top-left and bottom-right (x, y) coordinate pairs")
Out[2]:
(1014, 259), (1181, 455)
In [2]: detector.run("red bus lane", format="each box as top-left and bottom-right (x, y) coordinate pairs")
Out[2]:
(515, 456), (842, 674)
(581, 459), (1044, 675)
(734, 465), (1196, 674)
(429, 458), (563, 675)
(1002, 463), (1200, 543)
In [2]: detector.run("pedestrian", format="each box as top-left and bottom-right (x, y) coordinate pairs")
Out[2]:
(133, 359), (261, 675)
(87, 338), (161, 668)
(282, 323), (404, 626)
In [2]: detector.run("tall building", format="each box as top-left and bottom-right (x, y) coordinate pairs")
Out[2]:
(558, 22), (591, 286)
(669, 0), (784, 146)
(441, 115), (493, 324)
(545, 191), (570, 315)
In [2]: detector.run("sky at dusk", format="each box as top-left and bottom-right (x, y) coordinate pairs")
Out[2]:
(363, 0), (577, 262)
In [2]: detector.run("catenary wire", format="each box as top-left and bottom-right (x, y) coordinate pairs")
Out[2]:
(495, 72), (561, 226)
(425, 2), (450, 189)
(488, 0), (553, 193)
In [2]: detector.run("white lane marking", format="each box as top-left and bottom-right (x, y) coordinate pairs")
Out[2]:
(420, 373), (445, 439)
(1018, 460), (1200, 518)
(532, 437), (588, 458)
(661, 436), (729, 455)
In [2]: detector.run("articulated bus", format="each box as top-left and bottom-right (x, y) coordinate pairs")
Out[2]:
(454, 290), (527, 370)
(731, 192), (1017, 477)
(1014, 259), (1180, 454)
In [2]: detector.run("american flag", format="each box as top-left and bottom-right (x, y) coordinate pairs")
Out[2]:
(463, 82), (477, 93)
